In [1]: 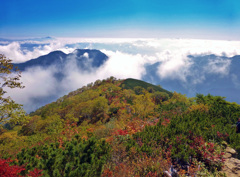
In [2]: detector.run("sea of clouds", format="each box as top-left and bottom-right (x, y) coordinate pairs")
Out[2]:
(1, 37), (240, 112)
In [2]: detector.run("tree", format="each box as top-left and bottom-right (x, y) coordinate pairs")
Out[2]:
(152, 91), (169, 104)
(147, 87), (154, 93)
(133, 86), (144, 95)
(0, 54), (26, 127)
(133, 91), (156, 118)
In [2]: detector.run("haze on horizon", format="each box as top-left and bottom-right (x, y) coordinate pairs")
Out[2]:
(1, 0), (240, 40)
(1, 0), (240, 112)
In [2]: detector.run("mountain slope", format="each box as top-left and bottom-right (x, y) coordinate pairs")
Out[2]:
(14, 49), (108, 72)
(142, 54), (240, 104)
(1, 77), (240, 176)
(121, 78), (173, 96)
(30, 77), (172, 119)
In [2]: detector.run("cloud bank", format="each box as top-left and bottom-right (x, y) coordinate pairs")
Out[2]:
(1, 37), (240, 112)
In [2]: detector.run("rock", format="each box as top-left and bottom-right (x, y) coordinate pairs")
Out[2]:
(225, 152), (233, 158)
(221, 147), (240, 177)
(226, 147), (237, 155)
(222, 158), (240, 177)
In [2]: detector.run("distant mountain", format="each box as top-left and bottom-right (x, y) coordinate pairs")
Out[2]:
(11, 50), (240, 111)
(11, 49), (109, 112)
(142, 54), (240, 104)
(14, 49), (108, 80)
(14, 50), (67, 69)
(26, 36), (55, 41)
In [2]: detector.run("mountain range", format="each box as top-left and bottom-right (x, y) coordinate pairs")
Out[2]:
(14, 49), (108, 80)
(12, 49), (108, 112)
(12, 49), (240, 112)
(143, 54), (240, 104)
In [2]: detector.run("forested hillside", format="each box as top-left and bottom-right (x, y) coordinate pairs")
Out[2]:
(1, 76), (240, 176)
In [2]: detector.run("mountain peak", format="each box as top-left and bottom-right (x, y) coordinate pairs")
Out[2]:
(14, 49), (108, 71)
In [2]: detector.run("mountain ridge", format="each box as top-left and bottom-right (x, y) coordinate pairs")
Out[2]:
(13, 49), (108, 71)
(143, 54), (240, 104)
(1, 76), (240, 177)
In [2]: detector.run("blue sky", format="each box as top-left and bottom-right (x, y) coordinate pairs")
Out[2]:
(1, 0), (240, 39)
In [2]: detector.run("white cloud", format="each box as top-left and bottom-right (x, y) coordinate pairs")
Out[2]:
(83, 52), (89, 58)
(138, 38), (240, 57)
(0, 41), (75, 63)
(156, 51), (193, 81)
(1, 37), (240, 64)
(204, 58), (231, 76)
(231, 74), (240, 88)
(58, 50), (149, 92)
(5, 66), (59, 112)
(0, 42), (23, 62)
(98, 50), (147, 80)
(2, 37), (240, 112)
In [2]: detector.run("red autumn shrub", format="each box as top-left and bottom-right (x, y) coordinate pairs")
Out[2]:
(0, 158), (43, 177)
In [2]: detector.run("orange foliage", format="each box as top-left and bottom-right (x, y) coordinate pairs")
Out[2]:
(187, 103), (209, 113)
(102, 152), (169, 177)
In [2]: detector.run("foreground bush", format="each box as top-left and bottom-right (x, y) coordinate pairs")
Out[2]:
(16, 136), (110, 177)
(0, 158), (42, 177)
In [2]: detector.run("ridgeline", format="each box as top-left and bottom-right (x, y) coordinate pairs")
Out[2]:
(0, 77), (240, 177)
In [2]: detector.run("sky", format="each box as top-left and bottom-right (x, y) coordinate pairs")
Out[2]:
(1, 0), (240, 39)
(1, 0), (240, 112)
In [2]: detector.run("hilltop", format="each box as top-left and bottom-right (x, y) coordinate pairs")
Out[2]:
(0, 77), (240, 177)
(121, 78), (173, 96)
(14, 49), (108, 73)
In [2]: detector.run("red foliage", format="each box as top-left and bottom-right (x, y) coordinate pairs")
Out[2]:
(0, 159), (43, 177)
(217, 131), (229, 140)
(187, 134), (225, 165)
(0, 158), (25, 177)
(59, 120), (79, 141)
(161, 118), (170, 126)
(146, 171), (158, 177)
(27, 168), (43, 177)
(113, 129), (128, 136)
(102, 168), (113, 177)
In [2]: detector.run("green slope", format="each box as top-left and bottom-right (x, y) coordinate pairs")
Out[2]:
(1, 77), (240, 176)
(121, 78), (172, 96)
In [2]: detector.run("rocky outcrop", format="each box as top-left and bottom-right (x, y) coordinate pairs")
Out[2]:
(221, 147), (240, 177)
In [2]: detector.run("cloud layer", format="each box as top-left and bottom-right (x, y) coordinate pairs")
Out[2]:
(1, 37), (240, 112)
